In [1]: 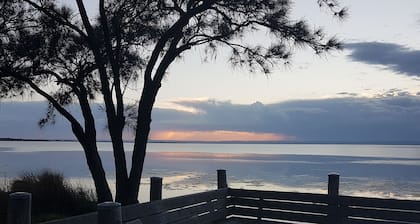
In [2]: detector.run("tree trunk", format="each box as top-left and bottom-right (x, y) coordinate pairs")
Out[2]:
(111, 132), (129, 203)
(126, 116), (150, 204)
(82, 141), (113, 202)
(73, 127), (113, 202)
(125, 84), (159, 204)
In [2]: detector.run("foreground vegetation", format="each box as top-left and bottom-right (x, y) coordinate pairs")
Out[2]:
(0, 171), (96, 222)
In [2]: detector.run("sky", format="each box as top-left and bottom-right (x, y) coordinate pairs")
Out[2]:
(2, 0), (420, 143)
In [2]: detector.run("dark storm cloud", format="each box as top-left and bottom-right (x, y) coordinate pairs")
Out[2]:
(346, 42), (420, 77)
(153, 97), (420, 143)
(2, 96), (420, 143)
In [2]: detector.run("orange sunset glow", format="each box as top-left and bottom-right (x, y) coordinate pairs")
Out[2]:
(150, 130), (294, 142)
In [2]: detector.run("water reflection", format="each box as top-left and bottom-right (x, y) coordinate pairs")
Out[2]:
(1, 145), (420, 201)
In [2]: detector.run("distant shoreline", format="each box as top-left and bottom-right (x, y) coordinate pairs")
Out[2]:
(0, 137), (75, 142)
(1, 137), (420, 145)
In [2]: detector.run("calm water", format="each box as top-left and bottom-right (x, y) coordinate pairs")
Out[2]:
(2, 141), (420, 158)
(1, 141), (420, 201)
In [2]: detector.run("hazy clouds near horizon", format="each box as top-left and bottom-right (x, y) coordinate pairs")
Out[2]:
(1, 96), (420, 143)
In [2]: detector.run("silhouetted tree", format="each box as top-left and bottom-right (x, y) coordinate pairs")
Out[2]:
(0, 0), (346, 204)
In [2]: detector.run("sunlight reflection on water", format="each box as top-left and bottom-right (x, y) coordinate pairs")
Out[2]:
(67, 173), (420, 202)
(1, 141), (420, 201)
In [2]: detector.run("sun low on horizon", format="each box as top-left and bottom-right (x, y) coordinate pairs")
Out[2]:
(149, 130), (295, 142)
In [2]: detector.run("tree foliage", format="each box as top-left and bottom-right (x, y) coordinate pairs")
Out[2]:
(0, 0), (346, 204)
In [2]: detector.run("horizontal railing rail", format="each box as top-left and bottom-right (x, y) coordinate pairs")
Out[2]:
(228, 188), (329, 223)
(340, 195), (420, 223)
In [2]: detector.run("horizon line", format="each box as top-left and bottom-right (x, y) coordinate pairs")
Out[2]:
(2, 137), (420, 145)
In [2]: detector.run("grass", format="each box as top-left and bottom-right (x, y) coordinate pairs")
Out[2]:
(1, 170), (97, 222)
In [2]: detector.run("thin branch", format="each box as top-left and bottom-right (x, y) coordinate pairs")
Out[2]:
(12, 73), (85, 136)
(22, 0), (88, 39)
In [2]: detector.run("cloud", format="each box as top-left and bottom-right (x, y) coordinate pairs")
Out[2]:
(3, 96), (420, 143)
(0, 101), (110, 140)
(346, 42), (420, 77)
(336, 92), (359, 97)
(152, 97), (420, 143)
(374, 88), (412, 98)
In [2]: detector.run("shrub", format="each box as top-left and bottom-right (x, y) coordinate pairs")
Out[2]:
(0, 188), (7, 223)
(8, 170), (97, 222)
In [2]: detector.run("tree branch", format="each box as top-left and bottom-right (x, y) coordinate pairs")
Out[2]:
(144, 0), (217, 84)
(75, 0), (118, 125)
(22, 0), (88, 39)
(153, 32), (185, 84)
(99, 0), (125, 127)
(76, 86), (97, 141)
(12, 73), (85, 137)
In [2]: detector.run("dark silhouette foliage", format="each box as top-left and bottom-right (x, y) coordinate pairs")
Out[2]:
(3, 170), (96, 222)
(0, 0), (346, 204)
(0, 188), (7, 223)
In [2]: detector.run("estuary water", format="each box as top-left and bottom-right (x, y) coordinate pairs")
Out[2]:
(1, 141), (420, 201)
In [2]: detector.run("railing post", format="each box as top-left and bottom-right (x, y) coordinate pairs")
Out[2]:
(97, 202), (122, 224)
(216, 170), (229, 220)
(257, 197), (263, 221)
(328, 173), (339, 196)
(327, 173), (340, 224)
(217, 169), (227, 189)
(150, 177), (162, 201)
(7, 192), (31, 224)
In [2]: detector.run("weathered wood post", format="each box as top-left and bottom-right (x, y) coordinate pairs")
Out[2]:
(328, 173), (339, 196)
(217, 169), (229, 220)
(7, 192), (31, 224)
(217, 169), (227, 189)
(327, 173), (340, 224)
(97, 202), (122, 224)
(150, 177), (163, 201)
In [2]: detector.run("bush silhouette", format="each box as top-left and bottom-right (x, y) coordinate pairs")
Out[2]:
(8, 170), (96, 222)
(0, 188), (7, 223)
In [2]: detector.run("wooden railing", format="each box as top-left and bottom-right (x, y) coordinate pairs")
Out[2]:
(228, 189), (420, 223)
(228, 173), (420, 224)
(340, 195), (420, 223)
(38, 170), (229, 224)
(229, 188), (329, 223)
(39, 189), (227, 224)
(6, 170), (420, 224)
(123, 188), (227, 224)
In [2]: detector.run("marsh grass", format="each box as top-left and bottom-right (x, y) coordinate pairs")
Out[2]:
(1, 170), (97, 222)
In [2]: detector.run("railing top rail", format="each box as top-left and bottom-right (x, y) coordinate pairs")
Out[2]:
(339, 194), (420, 211)
(229, 188), (330, 204)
